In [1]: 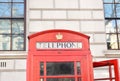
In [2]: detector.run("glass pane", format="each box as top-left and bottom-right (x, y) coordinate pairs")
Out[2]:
(115, 0), (120, 3)
(104, 4), (115, 18)
(111, 65), (115, 78)
(0, 35), (10, 50)
(0, 0), (11, 2)
(118, 34), (120, 48)
(106, 34), (118, 49)
(47, 78), (75, 81)
(116, 4), (120, 17)
(0, 19), (11, 33)
(12, 19), (24, 34)
(47, 62), (74, 75)
(13, 0), (24, 2)
(40, 78), (44, 81)
(40, 62), (44, 76)
(12, 35), (24, 50)
(94, 66), (110, 79)
(12, 3), (24, 17)
(94, 66), (115, 80)
(77, 62), (81, 75)
(117, 20), (120, 32)
(0, 3), (11, 17)
(105, 20), (116, 33)
(104, 0), (114, 3)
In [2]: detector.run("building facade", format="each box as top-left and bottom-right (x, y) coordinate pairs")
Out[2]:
(0, 0), (120, 81)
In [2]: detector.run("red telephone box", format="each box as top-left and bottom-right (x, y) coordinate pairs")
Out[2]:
(27, 29), (94, 81)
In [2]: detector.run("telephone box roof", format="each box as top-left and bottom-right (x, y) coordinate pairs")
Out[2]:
(28, 29), (90, 39)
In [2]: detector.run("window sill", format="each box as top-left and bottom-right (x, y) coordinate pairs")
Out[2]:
(104, 50), (120, 58)
(0, 51), (27, 59)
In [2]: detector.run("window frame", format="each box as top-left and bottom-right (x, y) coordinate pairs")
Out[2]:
(104, 0), (120, 50)
(0, 0), (26, 51)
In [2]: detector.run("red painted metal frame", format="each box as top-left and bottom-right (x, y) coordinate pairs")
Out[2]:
(27, 29), (94, 81)
(93, 59), (120, 81)
(36, 55), (87, 81)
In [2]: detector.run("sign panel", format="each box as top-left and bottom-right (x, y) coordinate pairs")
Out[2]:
(36, 42), (82, 49)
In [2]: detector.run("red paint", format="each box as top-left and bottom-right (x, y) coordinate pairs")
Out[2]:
(27, 29), (94, 81)
(93, 59), (120, 81)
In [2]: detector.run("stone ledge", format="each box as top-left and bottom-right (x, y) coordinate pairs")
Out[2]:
(105, 54), (120, 58)
(0, 69), (26, 72)
(104, 50), (120, 58)
(0, 51), (27, 59)
(104, 50), (120, 54)
(0, 51), (27, 54)
(0, 55), (27, 59)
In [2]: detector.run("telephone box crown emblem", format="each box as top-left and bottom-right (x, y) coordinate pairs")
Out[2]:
(56, 33), (63, 40)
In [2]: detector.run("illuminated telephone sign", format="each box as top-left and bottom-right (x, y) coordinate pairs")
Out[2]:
(36, 42), (82, 49)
